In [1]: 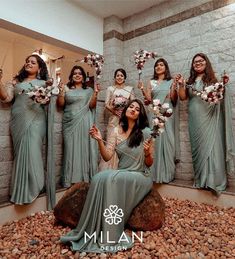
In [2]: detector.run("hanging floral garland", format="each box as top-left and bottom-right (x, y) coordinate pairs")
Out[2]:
(149, 99), (173, 138)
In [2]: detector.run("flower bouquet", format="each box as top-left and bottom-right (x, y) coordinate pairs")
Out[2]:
(112, 95), (128, 110)
(20, 81), (57, 104)
(81, 53), (104, 79)
(134, 49), (158, 80)
(149, 99), (173, 138)
(190, 82), (224, 104)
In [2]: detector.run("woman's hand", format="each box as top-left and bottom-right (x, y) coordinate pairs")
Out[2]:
(46, 78), (54, 86)
(89, 125), (102, 141)
(222, 73), (229, 85)
(114, 109), (122, 117)
(94, 83), (101, 94)
(143, 138), (153, 157)
(174, 74), (185, 88)
(58, 82), (65, 94)
(137, 81), (144, 90)
(143, 138), (153, 167)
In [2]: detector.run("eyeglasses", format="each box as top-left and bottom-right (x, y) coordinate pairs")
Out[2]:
(73, 72), (83, 75)
(193, 59), (205, 65)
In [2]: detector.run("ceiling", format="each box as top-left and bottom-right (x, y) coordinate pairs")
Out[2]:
(72, 0), (167, 19)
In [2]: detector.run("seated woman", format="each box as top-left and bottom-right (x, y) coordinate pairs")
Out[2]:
(61, 99), (153, 253)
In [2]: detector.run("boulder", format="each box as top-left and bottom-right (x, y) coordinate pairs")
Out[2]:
(127, 184), (165, 231)
(54, 182), (89, 227)
(54, 182), (165, 231)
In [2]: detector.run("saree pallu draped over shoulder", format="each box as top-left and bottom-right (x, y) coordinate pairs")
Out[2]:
(188, 80), (235, 192)
(10, 79), (47, 204)
(61, 87), (98, 187)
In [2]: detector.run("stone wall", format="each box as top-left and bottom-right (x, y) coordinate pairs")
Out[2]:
(1, 0), (235, 204)
(101, 0), (235, 186)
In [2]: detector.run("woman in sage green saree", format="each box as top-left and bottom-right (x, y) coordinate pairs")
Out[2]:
(179, 53), (235, 193)
(138, 58), (180, 183)
(0, 55), (49, 204)
(61, 99), (153, 253)
(57, 66), (98, 187)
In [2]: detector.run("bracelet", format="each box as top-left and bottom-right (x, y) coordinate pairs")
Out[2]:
(144, 153), (151, 157)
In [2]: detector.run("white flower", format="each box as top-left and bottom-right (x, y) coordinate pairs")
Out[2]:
(52, 87), (60, 95)
(153, 99), (160, 106)
(26, 92), (35, 97)
(205, 86), (213, 93)
(166, 108), (173, 114)
(159, 115), (165, 121)
(162, 103), (170, 109)
(201, 93), (208, 100)
(153, 118), (159, 125)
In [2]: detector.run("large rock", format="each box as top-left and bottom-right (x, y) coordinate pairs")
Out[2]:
(127, 184), (165, 231)
(54, 182), (165, 231)
(54, 182), (89, 227)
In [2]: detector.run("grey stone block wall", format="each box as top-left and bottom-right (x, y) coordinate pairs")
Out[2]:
(0, 103), (12, 203)
(101, 1), (235, 188)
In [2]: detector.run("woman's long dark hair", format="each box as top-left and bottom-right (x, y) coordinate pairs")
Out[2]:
(187, 53), (217, 85)
(67, 65), (87, 89)
(119, 99), (149, 148)
(14, 54), (49, 82)
(152, 58), (172, 81)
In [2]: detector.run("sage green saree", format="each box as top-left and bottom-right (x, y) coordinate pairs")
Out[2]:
(61, 128), (152, 253)
(188, 80), (235, 192)
(61, 87), (98, 187)
(10, 79), (46, 204)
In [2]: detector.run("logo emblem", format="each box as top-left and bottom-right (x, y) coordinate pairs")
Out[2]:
(103, 205), (124, 225)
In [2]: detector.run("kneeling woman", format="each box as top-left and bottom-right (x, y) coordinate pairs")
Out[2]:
(61, 99), (153, 253)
